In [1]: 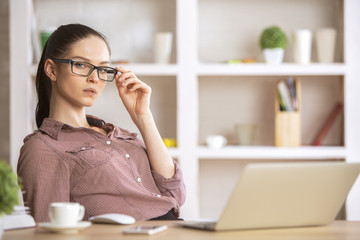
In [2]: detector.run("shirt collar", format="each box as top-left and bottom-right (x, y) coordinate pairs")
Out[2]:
(39, 116), (137, 140)
(39, 118), (65, 139)
(113, 126), (137, 140)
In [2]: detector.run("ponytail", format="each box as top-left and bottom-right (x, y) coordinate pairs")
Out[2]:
(34, 24), (110, 128)
(35, 41), (51, 128)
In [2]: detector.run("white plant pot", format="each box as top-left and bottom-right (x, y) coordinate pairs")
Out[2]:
(263, 48), (284, 64)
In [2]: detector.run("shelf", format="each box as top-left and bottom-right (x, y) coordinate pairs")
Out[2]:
(197, 146), (346, 160)
(197, 63), (347, 76)
(112, 64), (178, 76)
(29, 64), (179, 77)
(29, 62), (346, 77)
(29, 63), (346, 77)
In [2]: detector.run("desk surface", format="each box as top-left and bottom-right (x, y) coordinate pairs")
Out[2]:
(3, 220), (360, 240)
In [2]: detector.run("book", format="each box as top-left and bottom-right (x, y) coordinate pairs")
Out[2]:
(3, 206), (36, 230)
(277, 80), (294, 111)
(312, 102), (343, 146)
(286, 78), (298, 111)
(277, 89), (287, 111)
(3, 214), (36, 230)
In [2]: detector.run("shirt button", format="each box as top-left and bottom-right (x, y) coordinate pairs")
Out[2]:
(106, 140), (111, 145)
(156, 194), (161, 198)
(81, 147), (86, 150)
(125, 154), (130, 159)
(136, 177), (141, 182)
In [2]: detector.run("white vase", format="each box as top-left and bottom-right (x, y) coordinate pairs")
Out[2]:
(293, 29), (312, 64)
(316, 28), (337, 63)
(153, 32), (173, 64)
(263, 48), (284, 64)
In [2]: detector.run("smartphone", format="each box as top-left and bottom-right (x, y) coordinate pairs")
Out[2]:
(122, 225), (168, 235)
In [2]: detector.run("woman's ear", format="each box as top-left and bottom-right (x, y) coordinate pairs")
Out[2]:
(44, 59), (57, 81)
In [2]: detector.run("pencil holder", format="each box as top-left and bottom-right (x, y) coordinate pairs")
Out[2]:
(275, 78), (301, 147)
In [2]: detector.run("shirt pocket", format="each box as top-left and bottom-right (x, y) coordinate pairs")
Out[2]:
(66, 145), (111, 167)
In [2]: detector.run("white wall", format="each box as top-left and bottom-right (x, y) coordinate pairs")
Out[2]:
(198, 0), (342, 63)
(33, 0), (176, 64)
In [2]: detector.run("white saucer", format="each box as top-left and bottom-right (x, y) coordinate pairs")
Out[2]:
(38, 221), (91, 234)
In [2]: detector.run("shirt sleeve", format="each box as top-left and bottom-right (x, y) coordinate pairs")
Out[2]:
(151, 160), (186, 207)
(17, 136), (70, 222)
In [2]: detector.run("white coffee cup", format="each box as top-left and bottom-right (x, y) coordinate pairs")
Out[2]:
(206, 135), (227, 149)
(49, 202), (85, 227)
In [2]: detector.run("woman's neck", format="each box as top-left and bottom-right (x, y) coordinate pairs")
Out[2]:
(49, 99), (90, 128)
(50, 110), (89, 128)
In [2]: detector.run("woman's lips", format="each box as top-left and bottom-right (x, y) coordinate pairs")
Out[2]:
(83, 88), (97, 96)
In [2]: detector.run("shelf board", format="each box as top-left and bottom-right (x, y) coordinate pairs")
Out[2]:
(197, 146), (346, 160)
(30, 63), (346, 77)
(111, 64), (179, 76)
(197, 63), (346, 76)
(29, 63), (179, 77)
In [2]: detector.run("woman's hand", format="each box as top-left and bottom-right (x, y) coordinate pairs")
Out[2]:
(115, 67), (152, 125)
(115, 67), (175, 178)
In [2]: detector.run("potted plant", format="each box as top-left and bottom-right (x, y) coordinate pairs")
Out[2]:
(0, 160), (20, 238)
(259, 26), (287, 64)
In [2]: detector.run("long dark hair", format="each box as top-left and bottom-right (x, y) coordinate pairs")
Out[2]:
(35, 23), (110, 128)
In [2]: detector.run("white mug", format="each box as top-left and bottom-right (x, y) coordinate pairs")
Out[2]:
(49, 202), (85, 227)
(206, 135), (227, 149)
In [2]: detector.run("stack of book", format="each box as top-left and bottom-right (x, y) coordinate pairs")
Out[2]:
(274, 78), (301, 147)
(3, 206), (36, 230)
(276, 78), (343, 146)
(277, 78), (298, 111)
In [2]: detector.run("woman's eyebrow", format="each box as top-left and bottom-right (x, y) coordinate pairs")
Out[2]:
(71, 56), (109, 64)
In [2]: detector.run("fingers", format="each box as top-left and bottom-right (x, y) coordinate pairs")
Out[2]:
(115, 67), (134, 89)
(115, 67), (151, 93)
(128, 82), (151, 93)
(121, 72), (136, 85)
(116, 67), (135, 84)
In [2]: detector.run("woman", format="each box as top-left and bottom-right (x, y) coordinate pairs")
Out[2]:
(17, 24), (186, 222)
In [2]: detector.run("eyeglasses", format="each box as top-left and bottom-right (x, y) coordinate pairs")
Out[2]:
(52, 59), (118, 82)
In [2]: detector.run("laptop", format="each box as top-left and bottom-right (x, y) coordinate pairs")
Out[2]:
(179, 162), (360, 231)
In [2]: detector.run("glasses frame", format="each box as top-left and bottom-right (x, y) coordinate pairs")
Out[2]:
(51, 58), (118, 82)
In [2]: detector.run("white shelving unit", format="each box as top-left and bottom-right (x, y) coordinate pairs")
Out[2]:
(10, 0), (360, 220)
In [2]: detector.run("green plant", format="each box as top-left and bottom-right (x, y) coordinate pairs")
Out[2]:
(0, 160), (20, 216)
(259, 26), (287, 50)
